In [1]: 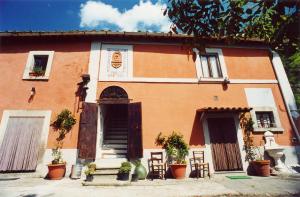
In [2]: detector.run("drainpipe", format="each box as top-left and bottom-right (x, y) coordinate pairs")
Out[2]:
(270, 50), (300, 142)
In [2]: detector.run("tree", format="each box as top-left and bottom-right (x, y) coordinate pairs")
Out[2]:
(165, 0), (300, 107)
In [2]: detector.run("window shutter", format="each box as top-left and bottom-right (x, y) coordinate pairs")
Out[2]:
(128, 102), (143, 159)
(78, 102), (98, 160)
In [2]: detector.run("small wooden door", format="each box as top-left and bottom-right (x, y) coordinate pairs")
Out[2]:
(128, 102), (143, 159)
(207, 117), (243, 171)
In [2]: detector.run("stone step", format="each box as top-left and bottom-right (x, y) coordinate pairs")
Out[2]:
(94, 168), (119, 175)
(102, 153), (127, 159)
(104, 135), (127, 140)
(104, 131), (127, 136)
(92, 174), (118, 180)
(95, 158), (127, 168)
(83, 180), (130, 186)
(103, 144), (127, 149)
(101, 149), (127, 154)
(103, 139), (127, 144)
(106, 126), (128, 132)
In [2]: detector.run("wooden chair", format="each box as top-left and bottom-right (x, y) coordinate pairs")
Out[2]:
(190, 151), (210, 178)
(148, 152), (167, 180)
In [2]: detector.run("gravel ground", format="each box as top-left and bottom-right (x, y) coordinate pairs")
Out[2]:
(0, 174), (299, 197)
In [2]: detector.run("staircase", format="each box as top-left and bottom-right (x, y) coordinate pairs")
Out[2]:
(102, 118), (128, 159)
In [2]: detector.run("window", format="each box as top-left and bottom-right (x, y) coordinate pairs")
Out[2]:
(255, 111), (276, 128)
(245, 88), (284, 132)
(194, 48), (228, 81)
(200, 54), (222, 78)
(30, 55), (49, 76)
(23, 51), (54, 80)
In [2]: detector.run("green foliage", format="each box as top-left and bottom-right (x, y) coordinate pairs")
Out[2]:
(84, 163), (96, 175)
(52, 109), (76, 146)
(240, 113), (263, 162)
(32, 66), (45, 76)
(118, 162), (132, 174)
(155, 131), (189, 164)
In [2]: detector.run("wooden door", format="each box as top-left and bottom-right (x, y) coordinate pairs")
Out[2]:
(78, 102), (98, 160)
(207, 117), (243, 171)
(0, 117), (44, 172)
(128, 102), (143, 159)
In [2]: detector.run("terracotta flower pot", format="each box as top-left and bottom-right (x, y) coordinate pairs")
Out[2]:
(252, 160), (270, 177)
(170, 164), (187, 179)
(47, 163), (66, 180)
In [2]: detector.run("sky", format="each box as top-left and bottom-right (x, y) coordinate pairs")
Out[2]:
(0, 0), (171, 32)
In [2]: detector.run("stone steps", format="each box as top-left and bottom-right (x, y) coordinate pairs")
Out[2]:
(92, 167), (119, 180)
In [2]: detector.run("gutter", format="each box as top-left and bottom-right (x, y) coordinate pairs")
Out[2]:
(270, 50), (300, 142)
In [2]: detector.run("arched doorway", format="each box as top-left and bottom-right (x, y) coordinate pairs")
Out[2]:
(99, 86), (129, 159)
(99, 86), (143, 161)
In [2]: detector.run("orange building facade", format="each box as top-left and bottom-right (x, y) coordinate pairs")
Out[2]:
(0, 32), (299, 176)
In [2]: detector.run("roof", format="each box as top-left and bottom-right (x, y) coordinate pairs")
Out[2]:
(0, 30), (266, 46)
(197, 107), (253, 113)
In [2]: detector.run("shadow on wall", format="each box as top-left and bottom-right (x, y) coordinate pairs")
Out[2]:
(189, 112), (205, 147)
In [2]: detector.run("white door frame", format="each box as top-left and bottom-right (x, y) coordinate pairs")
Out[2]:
(202, 112), (246, 173)
(95, 105), (104, 160)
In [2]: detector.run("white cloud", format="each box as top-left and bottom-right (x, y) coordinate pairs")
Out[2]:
(79, 0), (171, 32)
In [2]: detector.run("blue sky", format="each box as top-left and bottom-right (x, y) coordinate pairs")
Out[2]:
(0, 0), (170, 32)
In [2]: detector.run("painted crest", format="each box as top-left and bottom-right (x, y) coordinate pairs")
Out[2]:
(111, 51), (122, 69)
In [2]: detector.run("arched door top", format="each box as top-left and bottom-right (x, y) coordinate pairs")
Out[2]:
(99, 86), (129, 104)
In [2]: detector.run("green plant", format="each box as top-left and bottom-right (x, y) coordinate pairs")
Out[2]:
(118, 162), (132, 174)
(84, 163), (96, 175)
(52, 109), (76, 147)
(155, 131), (189, 164)
(50, 109), (76, 164)
(32, 66), (45, 75)
(240, 113), (264, 162)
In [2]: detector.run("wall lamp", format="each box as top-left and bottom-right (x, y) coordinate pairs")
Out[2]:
(31, 87), (36, 96)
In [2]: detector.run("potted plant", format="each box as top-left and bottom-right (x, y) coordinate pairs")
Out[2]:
(47, 109), (76, 180)
(155, 131), (189, 179)
(84, 163), (96, 182)
(118, 162), (132, 181)
(240, 114), (270, 177)
(29, 67), (45, 77)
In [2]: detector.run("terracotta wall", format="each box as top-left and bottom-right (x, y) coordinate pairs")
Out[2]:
(0, 39), (90, 148)
(97, 82), (296, 148)
(222, 48), (276, 80)
(0, 40), (297, 151)
(133, 45), (196, 78)
(132, 44), (276, 80)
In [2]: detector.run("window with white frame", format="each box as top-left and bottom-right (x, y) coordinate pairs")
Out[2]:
(255, 111), (276, 128)
(200, 53), (223, 78)
(194, 48), (228, 81)
(23, 51), (54, 80)
(245, 88), (284, 132)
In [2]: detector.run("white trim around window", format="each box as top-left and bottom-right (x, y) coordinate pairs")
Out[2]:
(23, 51), (54, 80)
(250, 107), (284, 133)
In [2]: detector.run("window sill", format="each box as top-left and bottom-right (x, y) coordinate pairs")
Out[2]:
(253, 128), (284, 133)
(23, 76), (49, 81)
(198, 77), (228, 83)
